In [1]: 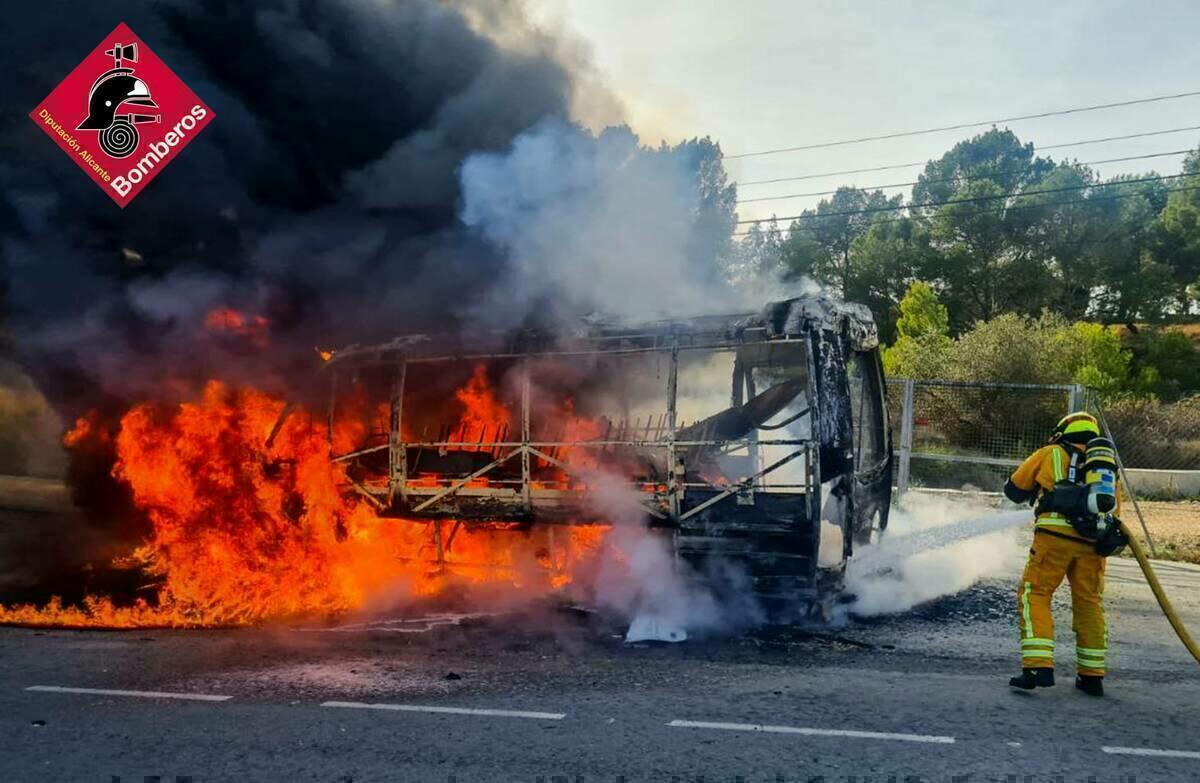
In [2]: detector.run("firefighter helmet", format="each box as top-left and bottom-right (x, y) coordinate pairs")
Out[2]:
(76, 69), (158, 131)
(1051, 411), (1101, 445)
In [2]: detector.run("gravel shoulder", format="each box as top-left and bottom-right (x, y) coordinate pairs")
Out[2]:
(1127, 499), (1200, 564)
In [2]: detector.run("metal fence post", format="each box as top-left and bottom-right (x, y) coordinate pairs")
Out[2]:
(1069, 384), (1086, 412)
(896, 378), (915, 497)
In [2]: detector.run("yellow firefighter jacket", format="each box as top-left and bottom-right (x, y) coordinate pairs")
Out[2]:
(1008, 443), (1122, 541)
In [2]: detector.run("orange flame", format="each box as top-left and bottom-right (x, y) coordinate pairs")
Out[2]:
(454, 364), (510, 449)
(204, 307), (270, 347)
(0, 377), (611, 628)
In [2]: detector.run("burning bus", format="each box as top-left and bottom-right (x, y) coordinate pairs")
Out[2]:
(324, 293), (892, 619)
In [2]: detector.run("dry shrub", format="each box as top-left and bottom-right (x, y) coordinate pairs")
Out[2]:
(1101, 395), (1200, 470)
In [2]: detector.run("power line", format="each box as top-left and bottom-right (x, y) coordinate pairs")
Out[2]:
(735, 172), (1190, 226)
(1038, 125), (1200, 152)
(726, 90), (1200, 159)
(731, 182), (1199, 237)
(730, 181), (1200, 238)
(735, 217), (1155, 248)
(735, 149), (1193, 204)
(740, 160), (928, 188)
(736, 125), (1200, 187)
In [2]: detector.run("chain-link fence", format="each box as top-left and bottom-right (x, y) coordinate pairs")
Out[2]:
(887, 380), (1200, 498)
(1091, 394), (1200, 471)
(887, 379), (1083, 493)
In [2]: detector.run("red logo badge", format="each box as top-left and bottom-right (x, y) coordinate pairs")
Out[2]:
(30, 23), (214, 208)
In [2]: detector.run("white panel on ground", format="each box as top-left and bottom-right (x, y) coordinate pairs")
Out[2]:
(625, 613), (687, 643)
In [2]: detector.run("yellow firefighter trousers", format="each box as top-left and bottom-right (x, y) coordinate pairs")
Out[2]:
(1018, 531), (1108, 676)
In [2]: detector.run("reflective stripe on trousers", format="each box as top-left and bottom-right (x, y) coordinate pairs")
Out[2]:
(1017, 531), (1107, 675)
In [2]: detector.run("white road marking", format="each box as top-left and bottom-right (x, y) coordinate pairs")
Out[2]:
(1102, 746), (1200, 760)
(321, 701), (565, 720)
(26, 686), (231, 702)
(667, 719), (955, 744)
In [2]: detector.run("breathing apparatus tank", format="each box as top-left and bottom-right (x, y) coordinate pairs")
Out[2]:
(1083, 436), (1127, 554)
(1084, 436), (1118, 524)
(1035, 435), (1126, 554)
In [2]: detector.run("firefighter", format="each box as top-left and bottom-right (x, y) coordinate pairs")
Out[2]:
(1003, 412), (1117, 697)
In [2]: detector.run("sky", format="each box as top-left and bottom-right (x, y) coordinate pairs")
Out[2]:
(530, 0), (1200, 226)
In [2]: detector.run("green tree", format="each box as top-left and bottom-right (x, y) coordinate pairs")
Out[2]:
(732, 133), (1200, 335)
(943, 313), (1048, 383)
(926, 179), (1054, 325)
(882, 282), (953, 378)
(1009, 162), (1103, 320)
(1087, 175), (1175, 324)
(775, 227), (823, 283)
(1151, 146), (1200, 313)
(882, 333), (953, 378)
(1044, 321), (1132, 394)
(912, 128), (1053, 206)
(779, 187), (902, 296)
(1125, 328), (1200, 400)
(666, 136), (738, 285)
(895, 281), (950, 338)
(848, 217), (935, 340)
(728, 219), (785, 285)
(940, 313), (1130, 392)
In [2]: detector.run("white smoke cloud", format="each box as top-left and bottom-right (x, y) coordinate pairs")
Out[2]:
(845, 493), (1030, 617)
(576, 468), (762, 638)
(459, 119), (744, 327)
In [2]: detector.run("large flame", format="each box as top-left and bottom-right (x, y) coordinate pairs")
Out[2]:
(0, 369), (612, 628)
(454, 363), (511, 448)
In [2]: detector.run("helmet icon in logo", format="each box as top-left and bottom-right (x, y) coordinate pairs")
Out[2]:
(76, 42), (160, 159)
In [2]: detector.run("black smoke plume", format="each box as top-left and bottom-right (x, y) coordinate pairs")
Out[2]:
(2, 0), (606, 418)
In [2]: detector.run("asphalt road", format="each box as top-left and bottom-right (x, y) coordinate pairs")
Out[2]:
(0, 556), (1198, 783)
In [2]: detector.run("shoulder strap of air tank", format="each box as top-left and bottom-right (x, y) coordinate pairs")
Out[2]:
(1068, 450), (1079, 483)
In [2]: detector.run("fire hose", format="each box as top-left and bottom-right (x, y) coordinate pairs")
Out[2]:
(1088, 397), (1200, 666)
(1118, 520), (1200, 665)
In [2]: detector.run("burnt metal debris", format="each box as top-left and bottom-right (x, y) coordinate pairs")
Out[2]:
(324, 293), (892, 615)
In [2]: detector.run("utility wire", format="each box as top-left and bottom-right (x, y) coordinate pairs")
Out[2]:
(730, 182), (1200, 238)
(1038, 125), (1200, 152)
(736, 149), (1193, 204)
(740, 160), (928, 188)
(735, 173), (1191, 225)
(735, 217), (1154, 246)
(727, 90), (1200, 159)
(737, 125), (1200, 187)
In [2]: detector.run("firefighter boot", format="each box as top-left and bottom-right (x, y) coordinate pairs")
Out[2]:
(1009, 668), (1055, 690)
(1075, 675), (1104, 697)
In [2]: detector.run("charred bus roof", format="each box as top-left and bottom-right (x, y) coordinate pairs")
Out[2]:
(325, 293), (879, 366)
